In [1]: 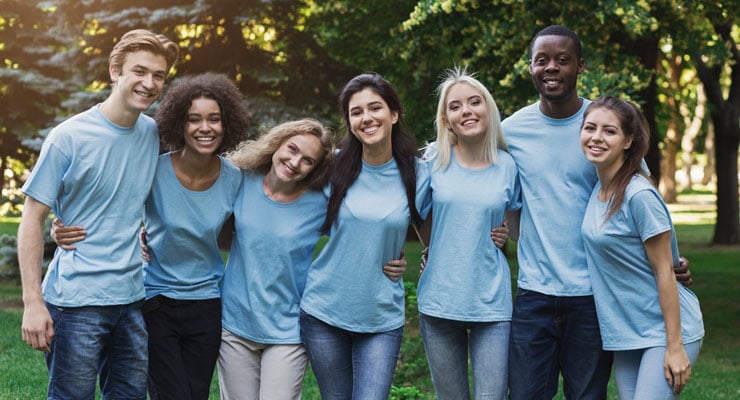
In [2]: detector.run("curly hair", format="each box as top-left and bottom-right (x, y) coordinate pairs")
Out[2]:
(226, 118), (335, 191)
(155, 73), (250, 154)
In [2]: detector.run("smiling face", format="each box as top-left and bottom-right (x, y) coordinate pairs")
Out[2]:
(580, 107), (633, 176)
(444, 82), (489, 142)
(348, 88), (399, 150)
(270, 132), (324, 184)
(183, 97), (223, 157)
(109, 50), (168, 115)
(529, 34), (584, 104)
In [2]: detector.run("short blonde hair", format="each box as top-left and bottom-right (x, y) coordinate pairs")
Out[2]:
(109, 29), (179, 74)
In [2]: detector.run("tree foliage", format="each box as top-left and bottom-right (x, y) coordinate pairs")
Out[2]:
(1, 0), (738, 243)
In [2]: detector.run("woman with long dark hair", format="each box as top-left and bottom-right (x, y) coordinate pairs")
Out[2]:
(299, 72), (430, 399)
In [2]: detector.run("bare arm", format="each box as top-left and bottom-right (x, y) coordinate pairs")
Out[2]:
(17, 197), (54, 352)
(644, 231), (691, 395)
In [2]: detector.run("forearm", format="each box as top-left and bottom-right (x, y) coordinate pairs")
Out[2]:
(656, 271), (684, 349)
(17, 199), (50, 306)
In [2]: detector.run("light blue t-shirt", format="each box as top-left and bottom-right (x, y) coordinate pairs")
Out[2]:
(581, 175), (704, 350)
(503, 99), (597, 296)
(143, 153), (242, 300)
(21, 105), (159, 307)
(221, 172), (327, 344)
(300, 158), (432, 333)
(418, 148), (521, 321)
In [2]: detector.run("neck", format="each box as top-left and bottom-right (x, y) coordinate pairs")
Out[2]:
(263, 170), (305, 203)
(539, 95), (583, 119)
(99, 96), (139, 127)
(454, 138), (489, 170)
(170, 149), (220, 191)
(595, 160), (623, 200)
(362, 143), (393, 166)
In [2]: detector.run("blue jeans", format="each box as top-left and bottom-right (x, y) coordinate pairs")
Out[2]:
(508, 289), (613, 400)
(613, 340), (702, 399)
(45, 300), (148, 400)
(419, 314), (509, 400)
(299, 310), (402, 400)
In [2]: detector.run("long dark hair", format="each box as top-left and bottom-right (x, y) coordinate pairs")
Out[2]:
(320, 72), (421, 232)
(583, 96), (650, 220)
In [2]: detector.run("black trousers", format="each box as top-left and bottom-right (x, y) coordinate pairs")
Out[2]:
(143, 296), (222, 400)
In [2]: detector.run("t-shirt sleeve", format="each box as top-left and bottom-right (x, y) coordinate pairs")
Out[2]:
(21, 137), (71, 208)
(629, 189), (671, 242)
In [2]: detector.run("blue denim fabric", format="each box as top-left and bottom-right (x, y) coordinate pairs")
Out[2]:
(613, 340), (702, 400)
(299, 310), (402, 400)
(508, 289), (613, 400)
(419, 314), (509, 400)
(45, 301), (148, 400)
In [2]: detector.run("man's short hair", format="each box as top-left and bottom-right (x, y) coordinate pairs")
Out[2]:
(108, 29), (179, 74)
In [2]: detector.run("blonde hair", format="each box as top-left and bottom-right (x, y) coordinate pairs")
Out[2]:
(109, 29), (179, 74)
(226, 118), (335, 190)
(432, 66), (506, 171)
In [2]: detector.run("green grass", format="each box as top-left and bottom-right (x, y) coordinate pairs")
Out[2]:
(1, 193), (739, 399)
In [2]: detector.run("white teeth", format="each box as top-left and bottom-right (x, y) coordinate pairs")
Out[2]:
(195, 137), (215, 142)
(363, 126), (379, 134)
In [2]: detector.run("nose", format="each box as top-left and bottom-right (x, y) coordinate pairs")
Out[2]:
(142, 74), (155, 88)
(545, 59), (559, 72)
(199, 119), (211, 131)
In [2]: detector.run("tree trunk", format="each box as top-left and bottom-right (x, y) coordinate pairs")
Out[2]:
(693, 21), (740, 245)
(711, 109), (740, 244)
(680, 83), (706, 191)
(701, 124), (715, 186)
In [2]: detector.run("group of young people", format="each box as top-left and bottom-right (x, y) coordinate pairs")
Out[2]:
(18, 24), (703, 400)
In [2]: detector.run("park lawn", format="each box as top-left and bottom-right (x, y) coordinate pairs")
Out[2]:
(1, 195), (739, 399)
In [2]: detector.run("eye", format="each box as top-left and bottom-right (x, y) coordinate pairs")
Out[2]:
(154, 73), (166, 81)
(470, 98), (482, 106)
(302, 158), (316, 167)
(187, 116), (201, 124)
(133, 69), (145, 75)
(209, 116), (222, 124)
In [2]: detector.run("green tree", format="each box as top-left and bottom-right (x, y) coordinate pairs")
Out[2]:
(0, 0), (69, 192)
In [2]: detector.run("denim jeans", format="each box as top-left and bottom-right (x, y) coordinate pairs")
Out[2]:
(45, 300), (148, 400)
(613, 339), (702, 400)
(299, 310), (403, 400)
(508, 289), (613, 400)
(144, 296), (221, 400)
(419, 314), (509, 400)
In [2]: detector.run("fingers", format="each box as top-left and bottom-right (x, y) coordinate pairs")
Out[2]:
(383, 265), (404, 281)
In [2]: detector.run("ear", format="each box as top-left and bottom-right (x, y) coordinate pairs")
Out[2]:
(391, 111), (399, 125)
(623, 137), (633, 150)
(109, 64), (120, 84)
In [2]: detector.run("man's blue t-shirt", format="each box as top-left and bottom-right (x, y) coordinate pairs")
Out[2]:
(503, 99), (597, 296)
(22, 105), (159, 307)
